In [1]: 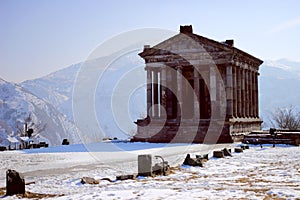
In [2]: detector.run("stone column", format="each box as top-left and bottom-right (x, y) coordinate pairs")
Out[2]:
(245, 68), (249, 117)
(254, 72), (259, 118)
(177, 66), (182, 119)
(249, 70), (253, 117)
(210, 66), (217, 117)
(160, 67), (167, 118)
(241, 68), (246, 118)
(194, 66), (200, 120)
(232, 66), (237, 118)
(252, 71), (256, 117)
(226, 65), (233, 118)
(147, 68), (153, 117)
(153, 70), (159, 118)
(237, 67), (242, 117)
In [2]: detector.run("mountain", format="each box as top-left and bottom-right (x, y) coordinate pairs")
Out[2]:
(259, 59), (300, 127)
(21, 63), (80, 121)
(0, 78), (82, 146)
(21, 51), (146, 142)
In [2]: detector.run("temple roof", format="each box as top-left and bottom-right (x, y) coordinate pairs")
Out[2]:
(139, 25), (263, 67)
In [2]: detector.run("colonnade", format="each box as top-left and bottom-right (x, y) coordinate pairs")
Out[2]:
(146, 63), (259, 120)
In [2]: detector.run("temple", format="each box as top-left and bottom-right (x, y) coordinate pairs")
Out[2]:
(132, 25), (263, 143)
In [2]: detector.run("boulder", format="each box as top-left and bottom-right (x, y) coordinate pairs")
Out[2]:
(116, 175), (135, 181)
(213, 150), (224, 158)
(196, 154), (209, 163)
(152, 161), (169, 175)
(62, 139), (70, 145)
(81, 177), (99, 184)
(235, 147), (243, 153)
(183, 154), (203, 167)
(6, 169), (25, 196)
(222, 148), (232, 157)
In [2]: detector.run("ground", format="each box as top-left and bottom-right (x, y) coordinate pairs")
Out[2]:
(0, 142), (299, 199)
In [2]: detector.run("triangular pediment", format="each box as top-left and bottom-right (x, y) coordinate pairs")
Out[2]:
(139, 31), (263, 67)
(140, 33), (231, 58)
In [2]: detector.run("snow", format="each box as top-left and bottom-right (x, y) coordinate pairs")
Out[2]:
(6, 136), (19, 143)
(0, 142), (299, 199)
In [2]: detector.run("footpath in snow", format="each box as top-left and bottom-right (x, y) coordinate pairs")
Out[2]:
(0, 142), (299, 199)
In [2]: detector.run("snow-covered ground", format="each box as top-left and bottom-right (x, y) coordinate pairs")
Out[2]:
(0, 142), (299, 199)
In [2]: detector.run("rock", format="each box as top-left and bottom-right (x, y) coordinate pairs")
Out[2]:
(152, 161), (169, 175)
(196, 154), (208, 163)
(138, 154), (152, 176)
(222, 148), (232, 157)
(116, 175), (135, 181)
(183, 154), (203, 167)
(6, 169), (25, 196)
(235, 147), (243, 153)
(0, 146), (6, 151)
(62, 139), (70, 145)
(81, 177), (99, 184)
(213, 150), (224, 158)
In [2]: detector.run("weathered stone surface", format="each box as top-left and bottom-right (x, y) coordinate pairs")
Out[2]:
(222, 148), (232, 157)
(235, 147), (243, 153)
(116, 175), (135, 181)
(62, 139), (69, 145)
(183, 154), (203, 167)
(133, 25), (263, 144)
(81, 177), (99, 184)
(152, 161), (170, 175)
(213, 150), (224, 158)
(138, 154), (152, 176)
(196, 154), (209, 162)
(6, 169), (25, 196)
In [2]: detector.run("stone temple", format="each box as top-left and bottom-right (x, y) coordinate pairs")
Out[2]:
(132, 25), (263, 143)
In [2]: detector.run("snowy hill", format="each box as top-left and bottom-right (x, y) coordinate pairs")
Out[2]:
(0, 78), (82, 146)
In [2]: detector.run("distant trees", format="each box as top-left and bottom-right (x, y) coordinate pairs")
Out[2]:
(271, 105), (300, 130)
(16, 114), (46, 138)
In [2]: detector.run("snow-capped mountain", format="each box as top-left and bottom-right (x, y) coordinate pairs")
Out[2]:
(0, 78), (82, 146)
(21, 63), (81, 120)
(21, 51), (146, 142)
(259, 59), (300, 127)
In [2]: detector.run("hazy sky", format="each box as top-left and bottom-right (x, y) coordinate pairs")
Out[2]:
(1, 0), (300, 82)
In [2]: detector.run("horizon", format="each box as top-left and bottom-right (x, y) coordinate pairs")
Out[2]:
(1, 0), (300, 82)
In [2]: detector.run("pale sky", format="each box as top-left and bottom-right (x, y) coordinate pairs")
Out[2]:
(1, 0), (300, 83)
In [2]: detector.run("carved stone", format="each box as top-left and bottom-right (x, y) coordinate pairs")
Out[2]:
(138, 154), (152, 177)
(6, 169), (25, 196)
(133, 25), (263, 143)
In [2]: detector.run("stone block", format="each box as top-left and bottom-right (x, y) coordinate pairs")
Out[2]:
(81, 177), (99, 184)
(116, 175), (135, 181)
(235, 147), (243, 153)
(152, 161), (169, 175)
(6, 169), (25, 196)
(138, 154), (152, 176)
(222, 148), (232, 157)
(213, 150), (224, 158)
(183, 154), (203, 167)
